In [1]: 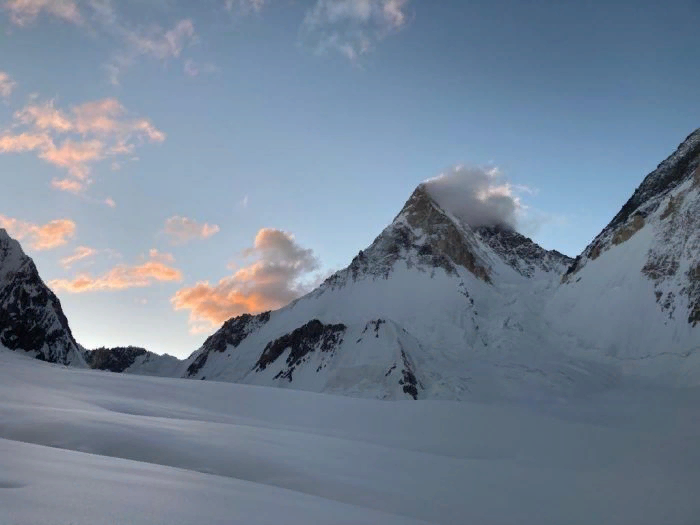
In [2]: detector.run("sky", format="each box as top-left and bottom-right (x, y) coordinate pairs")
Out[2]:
(0, 0), (698, 358)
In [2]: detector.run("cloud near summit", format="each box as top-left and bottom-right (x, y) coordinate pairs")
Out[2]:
(422, 165), (526, 229)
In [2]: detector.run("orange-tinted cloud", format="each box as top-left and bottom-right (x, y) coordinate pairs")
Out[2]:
(40, 139), (104, 179)
(1, 97), (164, 192)
(51, 178), (84, 193)
(59, 245), (97, 268)
(3, 0), (82, 26)
(164, 216), (220, 244)
(148, 248), (175, 264)
(0, 214), (76, 251)
(50, 254), (183, 293)
(172, 228), (320, 331)
(0, 132), (52, 153)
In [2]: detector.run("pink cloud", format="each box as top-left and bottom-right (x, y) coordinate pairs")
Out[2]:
(0, 214), (76, 251)
(59, 245), (97, 268)
(164, 216), (220, 244)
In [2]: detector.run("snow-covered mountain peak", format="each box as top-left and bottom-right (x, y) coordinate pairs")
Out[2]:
(565, 127), (700, 279)
(321, 185), (493, 291)
(0, 229), (84, 366)
(0, 228), (27, 283)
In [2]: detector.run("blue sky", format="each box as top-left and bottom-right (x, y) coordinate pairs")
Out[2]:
(0, 0), (698, 357)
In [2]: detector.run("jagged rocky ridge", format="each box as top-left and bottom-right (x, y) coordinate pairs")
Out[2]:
(0, 229), (84, 366)
(2, 128), (700, 398)
(550, 128), (700, 371)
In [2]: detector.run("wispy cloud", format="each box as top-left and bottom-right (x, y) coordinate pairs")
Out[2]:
(50, 250), (183, 293)
(148, 248), (175, 264)
(0, 97), (164, 193)
(301, 0), (411, 61)
(164, 216), (220, 244)
(172, 228), (320, 331)
(0, 71), (17, 99)
(3, 1), (199, 84)
(183, 59), (220, 77)
(224, 0), (266, 15)
(0, 214), (76, 250)
(106, 18), (197, 85)
(3, 0), (82, 26)
(59, 245), (97, 268)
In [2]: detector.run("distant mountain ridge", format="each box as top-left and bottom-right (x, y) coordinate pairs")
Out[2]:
(1, 128), (699, 398)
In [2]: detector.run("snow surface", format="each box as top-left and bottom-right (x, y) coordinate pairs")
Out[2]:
(2, 348), (700, 524)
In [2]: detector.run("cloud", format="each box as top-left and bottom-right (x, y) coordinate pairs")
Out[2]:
(148, 248), (175, 264)
(0, 214), (76, 250)
(3, 1), (200, 84)
(224, 0), (266, 15)
(0, 132), (52, 153)
(104, 197), (116, 208)
(3, 0), (82, 26)
(183, 59), (220, 77)
(0, 71), (17, 98)
(50, 251), (183, 293)
(107, 18), (197, 85)
(59, 245), (97, 268)
(39, 139), (104, 179)
(422, 165), (525, 229)
(172, 228), (320, 331)
(125, 19), (195, 60)
(51, 177), (85, 193)
(1, 97), (164, 192)
(302, 0), (411, 60)
(164, 216), (220, 244)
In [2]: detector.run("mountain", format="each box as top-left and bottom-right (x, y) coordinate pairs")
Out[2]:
(177, 185), (609, 400)
(547, 128), (700, 381)
(0, 229), (84, 366)
(84, 345), (181, 376)
(3, 129), (699, 399)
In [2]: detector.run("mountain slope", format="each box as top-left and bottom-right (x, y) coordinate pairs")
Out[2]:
(0, 229), (84, 366)
(176, 185), (611, 400)
(549, 128), (700, 381)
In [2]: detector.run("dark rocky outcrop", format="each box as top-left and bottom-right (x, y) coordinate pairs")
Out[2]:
(184, 311), (271, 377)
(84, 346), (149, 373)
(476, 225), (573, 277)
(0, 229), (83, 366)
(255, 320), (346, 381)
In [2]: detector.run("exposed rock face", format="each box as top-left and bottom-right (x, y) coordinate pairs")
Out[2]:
(85, 346), (149, 373)
(565, 129), (700, 278)
(322, 186), (492, 291)
(475, 225), (573, 277)
(255, 320), (346, 381)
(561, 128), (700, 329)
(0, 229), (83, 366)
(185, 311), (271, 377)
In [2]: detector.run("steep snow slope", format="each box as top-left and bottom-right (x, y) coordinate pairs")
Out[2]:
(0, 229), (84, 366)
(179, 187), (612, 400)
(548, 129), (700, 383)
(2, 349), (700, 525)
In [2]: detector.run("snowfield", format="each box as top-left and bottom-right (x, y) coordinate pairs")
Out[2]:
(2, 350), (700, 525)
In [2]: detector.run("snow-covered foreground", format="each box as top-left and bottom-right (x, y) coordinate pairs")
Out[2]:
(2, 350), (700, 525)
